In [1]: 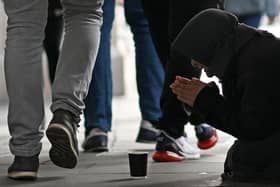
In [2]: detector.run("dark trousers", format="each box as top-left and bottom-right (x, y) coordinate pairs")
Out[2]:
(141, 0), (222, 138)
(44, 16), (63, 83)
(43, 0), (63, 83)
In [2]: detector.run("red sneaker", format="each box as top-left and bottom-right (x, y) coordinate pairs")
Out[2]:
(152, 151), (184, 162)
(195, 124), (218, 150)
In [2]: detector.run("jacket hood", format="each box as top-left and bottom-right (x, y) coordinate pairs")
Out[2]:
(172, 8), (256, 78)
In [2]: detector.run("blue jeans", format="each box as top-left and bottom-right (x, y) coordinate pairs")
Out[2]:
(238, 13), (262, 28)
(84, 0), (164, 134)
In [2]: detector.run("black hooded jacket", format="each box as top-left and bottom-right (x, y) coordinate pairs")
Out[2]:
(172, 9), (280, 140)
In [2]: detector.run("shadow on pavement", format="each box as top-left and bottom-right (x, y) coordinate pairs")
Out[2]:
(0, 176), (64, 186)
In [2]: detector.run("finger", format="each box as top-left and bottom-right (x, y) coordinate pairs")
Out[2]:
(192, 77), (199, 81)
(176, 76), (191, 85)
(176, 76), (185, 80)
(175, 76), (182, 79)
(170, 84), (183, 91)
(172, 80), (195, 93)
(177, 95), (191, 106)
(176, 76), (190, 81)
(177, 80), (189, 86)
(172, 80), (189, 90)
(171, 86), (184, 96)
(170, 81), (182, 89)
(172, 86), (193, 99)
(173, 82), (190, 92)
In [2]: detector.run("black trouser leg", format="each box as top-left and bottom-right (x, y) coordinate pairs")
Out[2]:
(141, 1), (169, 67)
(142, 0), (221, 138)
(43, 16), (63, 83)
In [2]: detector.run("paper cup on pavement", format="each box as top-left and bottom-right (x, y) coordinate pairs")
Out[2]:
(128, 152), (148, 179)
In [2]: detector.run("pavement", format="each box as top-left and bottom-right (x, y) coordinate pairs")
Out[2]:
(1, 97), (279, 187)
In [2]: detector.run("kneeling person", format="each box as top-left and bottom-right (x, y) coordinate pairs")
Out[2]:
(171, 8), (280, 182)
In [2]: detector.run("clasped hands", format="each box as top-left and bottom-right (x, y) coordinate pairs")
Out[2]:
(170, 76), (207, 107)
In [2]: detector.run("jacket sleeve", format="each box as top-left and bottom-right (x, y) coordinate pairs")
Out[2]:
(189, 81), (273, 140)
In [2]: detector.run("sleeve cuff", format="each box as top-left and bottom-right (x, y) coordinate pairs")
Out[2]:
(191, 81), (221, 119)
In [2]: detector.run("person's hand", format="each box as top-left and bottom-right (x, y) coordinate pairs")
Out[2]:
(170, 76), (207, 107)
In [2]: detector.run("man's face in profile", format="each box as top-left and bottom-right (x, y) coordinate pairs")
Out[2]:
(191, 59), (213, 77)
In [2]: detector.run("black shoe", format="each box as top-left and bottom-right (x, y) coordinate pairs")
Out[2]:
(136, 120), (160, 143)
(82, 128), (108, 152)
(46, 109), (79, 169)
(8, 155), (39, 180)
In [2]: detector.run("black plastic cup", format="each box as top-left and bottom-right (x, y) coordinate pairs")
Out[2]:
(128, 152), (148, 179)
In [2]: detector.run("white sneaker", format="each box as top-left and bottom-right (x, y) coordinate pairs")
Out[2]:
(176, 136), (200, 159)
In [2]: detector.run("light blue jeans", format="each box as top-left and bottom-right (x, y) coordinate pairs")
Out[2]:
(3, 0), (103, 156)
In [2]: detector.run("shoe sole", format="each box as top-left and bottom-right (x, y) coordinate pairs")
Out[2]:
(197, 130), (218, 150)
(8, 171), (37, 180)
(152, 151), (185, 162)
(84, 147), (109, 153)
(46, 123), (78, 169)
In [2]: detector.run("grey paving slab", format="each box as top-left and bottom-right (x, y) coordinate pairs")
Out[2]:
(1, 152), (279, 187)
